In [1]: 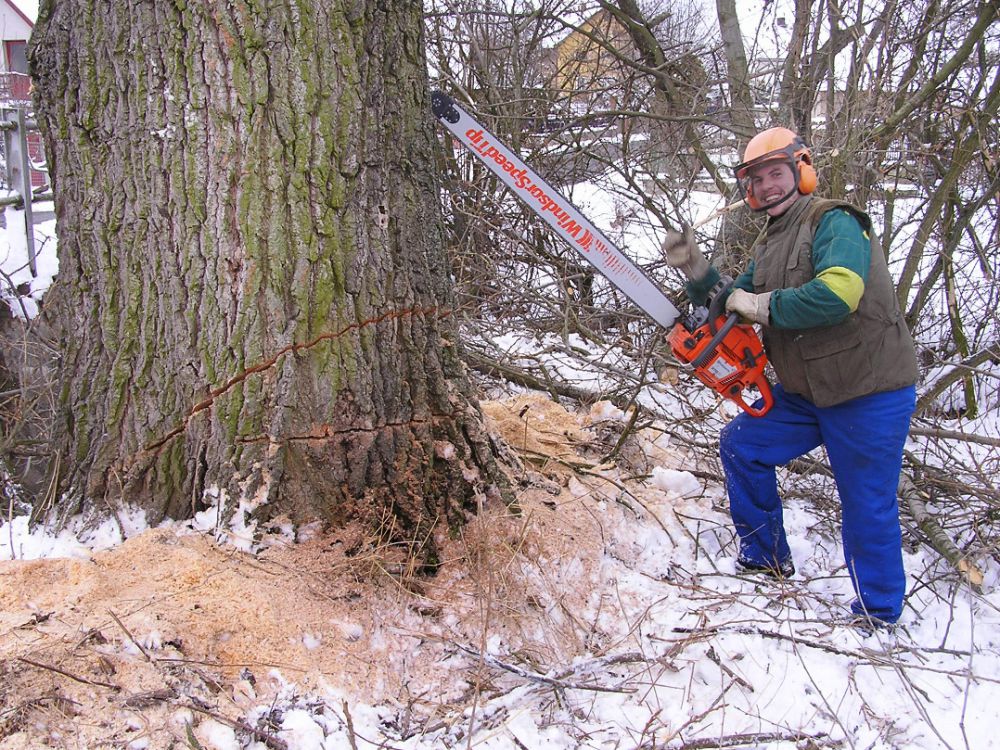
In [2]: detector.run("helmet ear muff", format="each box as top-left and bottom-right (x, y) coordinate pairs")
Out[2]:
(798, 160), (817, 195)
(793, 137), (817, 195)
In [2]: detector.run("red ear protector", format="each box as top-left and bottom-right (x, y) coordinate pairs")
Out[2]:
(735, 134), (816, 211)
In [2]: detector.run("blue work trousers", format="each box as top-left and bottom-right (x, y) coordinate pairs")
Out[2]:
(720, 384), (916, 623)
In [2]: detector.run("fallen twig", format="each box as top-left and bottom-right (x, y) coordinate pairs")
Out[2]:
(17, 656), (120, 691)
(342, 700), (360, 750)
(123, 688), (177, 707)
(184, 701), (289, 750)
(899, 468), (985, 592)
(668, 625), (858, 658)
(108, 609), (154, 661)
(667, 730), (839, 749)
(909, 425), (1000, 448)
(449, 641), (635, 694)
(464, 348), (603, 405)
(0, 694), (74, 721)
(667, 626), (1000, 683)
(705, 646), (754, 692)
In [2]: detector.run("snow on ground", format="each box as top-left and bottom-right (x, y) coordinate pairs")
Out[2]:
(0, 196), (58, 319)
(1, 392), (998, 750)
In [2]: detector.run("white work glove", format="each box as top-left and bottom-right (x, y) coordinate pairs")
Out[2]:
(662, 227), (710, 282)
(725, 288), (771, 326)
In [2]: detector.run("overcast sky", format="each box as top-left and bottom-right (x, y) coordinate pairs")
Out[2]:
(12, 0), (37, 22)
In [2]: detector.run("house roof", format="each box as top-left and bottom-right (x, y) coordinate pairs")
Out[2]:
(2, 0), (34, 28)
(547, 8), (612, 49)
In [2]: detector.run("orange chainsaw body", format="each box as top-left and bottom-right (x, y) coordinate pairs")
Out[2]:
(668, 314), (774, 417)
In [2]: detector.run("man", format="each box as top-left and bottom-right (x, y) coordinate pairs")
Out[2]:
(664, 127), (918, 627)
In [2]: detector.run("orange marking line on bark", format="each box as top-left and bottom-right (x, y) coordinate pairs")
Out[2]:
(235, 415), (447, 444)
(144, 305), (450, 454)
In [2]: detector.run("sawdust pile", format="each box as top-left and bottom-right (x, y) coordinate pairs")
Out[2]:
(0, 395), (687, 749)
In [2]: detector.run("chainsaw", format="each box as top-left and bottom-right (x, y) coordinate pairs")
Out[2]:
(430, 91), (773, 417)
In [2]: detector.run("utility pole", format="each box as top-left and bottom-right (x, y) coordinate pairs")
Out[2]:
(2, 108), (36, 276)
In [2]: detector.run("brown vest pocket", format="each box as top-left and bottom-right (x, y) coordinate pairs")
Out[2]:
(798, 320), (875, 405)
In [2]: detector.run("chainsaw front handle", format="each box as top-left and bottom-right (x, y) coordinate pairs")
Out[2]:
(691, 312), (739, 369)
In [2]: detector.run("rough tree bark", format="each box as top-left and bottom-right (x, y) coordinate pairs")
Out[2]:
(28, 0), (510, 553)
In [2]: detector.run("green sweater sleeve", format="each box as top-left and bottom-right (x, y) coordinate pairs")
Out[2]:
(684, 265), (722, 307)
(733, 263), (755, 294)
(684, 262), (753, 307)
(768, 209), (871, 329)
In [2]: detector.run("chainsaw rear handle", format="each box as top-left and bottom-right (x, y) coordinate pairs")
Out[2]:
(731, 367), (775, 417)
(686, 313), (775, 417)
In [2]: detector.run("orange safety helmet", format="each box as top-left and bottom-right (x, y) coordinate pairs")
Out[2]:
(733, 127), (817, 211)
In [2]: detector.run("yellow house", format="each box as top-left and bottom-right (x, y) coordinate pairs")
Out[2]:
(548, 9), (707, 119)
(550, 9), (633, 111)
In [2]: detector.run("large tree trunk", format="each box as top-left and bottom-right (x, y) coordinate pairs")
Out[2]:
(29, 0), (509, 551)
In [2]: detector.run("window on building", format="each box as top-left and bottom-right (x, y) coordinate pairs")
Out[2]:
(6, 41), (28, 74)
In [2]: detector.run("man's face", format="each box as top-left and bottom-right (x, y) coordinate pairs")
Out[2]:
(749, 160), (799, 216)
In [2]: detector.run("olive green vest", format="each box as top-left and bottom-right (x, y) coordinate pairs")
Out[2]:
(751, 196), (918, 407)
